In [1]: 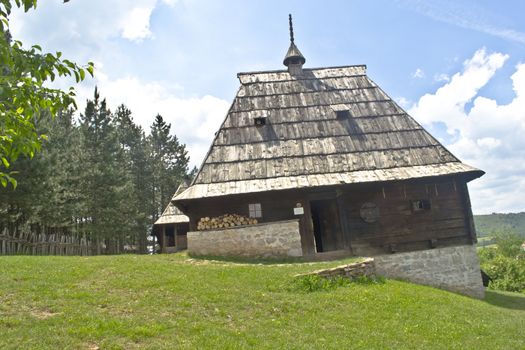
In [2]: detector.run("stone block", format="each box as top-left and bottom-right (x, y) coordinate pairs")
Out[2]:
(374, 245), (485, 299)
(188, 219), (302, 258)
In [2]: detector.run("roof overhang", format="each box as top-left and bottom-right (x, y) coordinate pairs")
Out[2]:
(173, 162), (484, 203)
(153, 214), (189, 225)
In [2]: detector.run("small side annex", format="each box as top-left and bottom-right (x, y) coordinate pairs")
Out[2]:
(153, 184), (189, 253)
(172, 19), (484, 259)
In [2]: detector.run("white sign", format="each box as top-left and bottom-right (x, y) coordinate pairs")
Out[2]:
(293, 207), (304, 215)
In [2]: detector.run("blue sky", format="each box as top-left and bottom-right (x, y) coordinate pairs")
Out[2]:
(11, 0), (525, 214)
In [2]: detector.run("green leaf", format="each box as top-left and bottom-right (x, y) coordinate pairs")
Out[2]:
(87, 62), (94, 76)
(0, 0), (89, 187)
(1, 157), (9, 168)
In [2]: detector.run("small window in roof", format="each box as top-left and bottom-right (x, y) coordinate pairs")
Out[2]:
(254, 116), (267, 126)
(336, 110), (350, 119)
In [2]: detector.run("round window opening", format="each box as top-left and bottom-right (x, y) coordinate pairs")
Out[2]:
(360, 202), (379, 223)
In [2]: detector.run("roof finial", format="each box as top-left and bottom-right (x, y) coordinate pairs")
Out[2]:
(283, 14), (306, 72)
(289, 14), (294, 44)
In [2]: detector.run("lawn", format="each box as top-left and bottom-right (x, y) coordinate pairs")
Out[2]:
(0, 253), (524, 349)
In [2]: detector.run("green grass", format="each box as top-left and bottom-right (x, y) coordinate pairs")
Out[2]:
(0, 254), (524, 349)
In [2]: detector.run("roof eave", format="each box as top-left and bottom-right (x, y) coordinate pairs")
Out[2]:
(236, 64), (368, 79)
(172, 163), (484, 203)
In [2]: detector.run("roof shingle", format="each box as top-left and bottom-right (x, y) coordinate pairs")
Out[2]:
(174, 65), (483, 201)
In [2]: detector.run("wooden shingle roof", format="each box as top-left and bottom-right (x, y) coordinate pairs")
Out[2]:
(155, 183), (189, 225)
(174, 65), (483, 201)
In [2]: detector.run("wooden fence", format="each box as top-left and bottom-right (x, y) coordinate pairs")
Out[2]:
(0, 228), (94, 256)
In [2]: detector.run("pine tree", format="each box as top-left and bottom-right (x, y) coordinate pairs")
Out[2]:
(1, 87), (193, 255)
(149, 114), (189, 220)
(114, 105), (154, 253)
(0, 109), (83, 248)
(79, 88), (131, 253)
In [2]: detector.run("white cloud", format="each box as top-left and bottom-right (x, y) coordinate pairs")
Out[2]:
(120, 7), (154, 41)
(434, 73), (450, 82)
(476, 137), (501, 150)
(399, 0), (525, 44)
(161, 0), (179, 5)
(395, 97), (412, 109)
(10, 0), (229, 169)
(11, 0), (165, 44)
(409, 49), (525, 214)
(412, 68), (425, 79)
(409, 48), (508, 134)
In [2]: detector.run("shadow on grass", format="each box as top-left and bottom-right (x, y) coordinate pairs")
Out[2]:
(484, 290), (525, 311)
(187, 253), (362, 266)
(187, 253), (309, 265)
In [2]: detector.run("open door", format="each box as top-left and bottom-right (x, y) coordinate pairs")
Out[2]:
(310, 199), (344, 252)
(166, 226), (175, 247)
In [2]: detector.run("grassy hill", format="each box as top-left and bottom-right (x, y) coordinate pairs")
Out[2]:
(474, 212), (525, 237)
(1, 254), (524, 349)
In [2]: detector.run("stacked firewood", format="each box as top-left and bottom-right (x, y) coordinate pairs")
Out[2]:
(197, 214), (258, 231)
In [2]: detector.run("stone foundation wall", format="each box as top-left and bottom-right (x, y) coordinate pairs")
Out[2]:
(299, 258), (375, 279)
(187, 219), (302, 258)
(374, 245), (484, 299)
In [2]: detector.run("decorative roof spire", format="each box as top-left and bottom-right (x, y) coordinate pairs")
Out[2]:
(289, 14), (295, 43)
(283, 14), (306, 70)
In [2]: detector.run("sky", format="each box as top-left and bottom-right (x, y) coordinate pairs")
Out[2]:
(10, 0), (525, 215)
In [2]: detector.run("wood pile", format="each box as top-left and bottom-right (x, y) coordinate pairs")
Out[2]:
(197, 214), (258, 231)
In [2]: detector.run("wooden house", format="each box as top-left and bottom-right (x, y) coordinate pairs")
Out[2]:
(153, 183), (189, 253)
(172, 17), (484, 258)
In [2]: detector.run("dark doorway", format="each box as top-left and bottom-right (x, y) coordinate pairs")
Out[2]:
(166, 226), (175, 247)
(310, 199), (344, 252)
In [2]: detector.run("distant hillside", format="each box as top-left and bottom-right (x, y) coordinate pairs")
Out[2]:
(474, 212), (525, 237)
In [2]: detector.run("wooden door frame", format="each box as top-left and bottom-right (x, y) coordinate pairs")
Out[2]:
(307, 190), (350, 252)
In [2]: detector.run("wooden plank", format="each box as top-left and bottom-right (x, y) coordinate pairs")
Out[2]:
(237, 65), (367, 84)
(336, 195), (352, 251)
(207, 130), (438, 164)
(351, 227), (470, 246)
(161, 225), (166, 254)
(179, 163), (481, 200)
(231, 88), (389, 113)
(460, 178), (478, 243)
(198, 146), (458, 183)
(219, 115), (423, 145)
(240, 76), (375, 97)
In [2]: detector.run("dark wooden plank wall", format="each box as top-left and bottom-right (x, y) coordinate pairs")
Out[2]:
(182, 190), (316, 255)
(154, 222), (190, 252)
(180, 175), (475, 256)
(341, 176), (472, 255)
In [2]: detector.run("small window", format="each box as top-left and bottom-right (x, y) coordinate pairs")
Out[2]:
(249, 203), (262, 218)
(411, 199), (431, 212)
(254, 117), (266, 126)
(336, 110), (350, 119)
